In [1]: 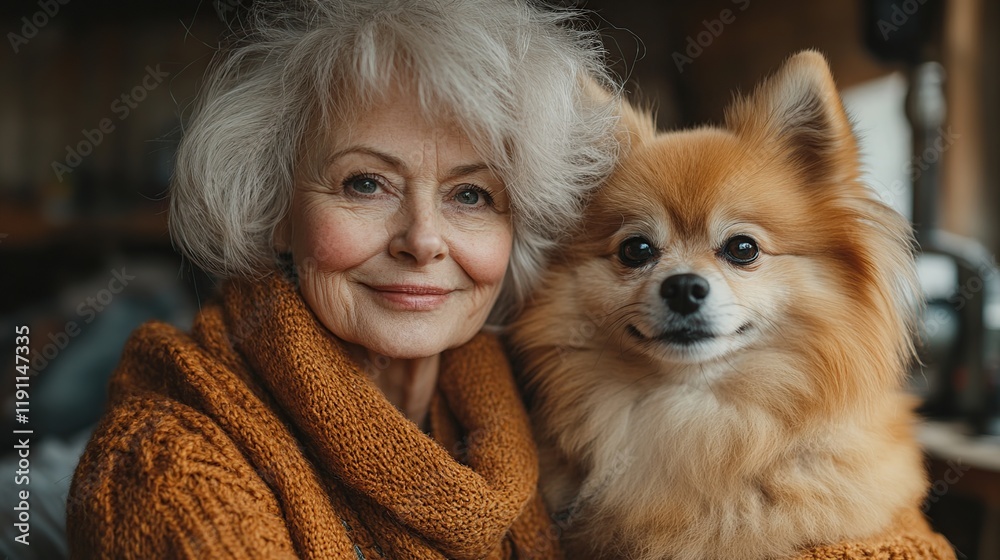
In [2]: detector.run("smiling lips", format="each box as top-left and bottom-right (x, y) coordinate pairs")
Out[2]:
(367, 284), (454, 310)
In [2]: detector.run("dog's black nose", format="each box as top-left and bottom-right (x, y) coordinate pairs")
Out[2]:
(660, 274), (710, 315)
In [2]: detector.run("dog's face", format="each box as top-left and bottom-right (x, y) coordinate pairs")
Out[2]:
(592, 132), (789, 365)
(578, 129), (824, 368)
(549, 52), (918, 389)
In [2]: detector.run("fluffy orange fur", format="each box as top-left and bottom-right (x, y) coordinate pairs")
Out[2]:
(509, 51), (929, 560)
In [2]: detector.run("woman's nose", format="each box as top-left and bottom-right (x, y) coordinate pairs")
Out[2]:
(389, 204), (448, 265)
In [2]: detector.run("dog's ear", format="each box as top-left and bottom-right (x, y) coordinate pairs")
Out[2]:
(725, 50), (858, 183)
(580, 74), (656, 149)
(615, 96), (658, 148)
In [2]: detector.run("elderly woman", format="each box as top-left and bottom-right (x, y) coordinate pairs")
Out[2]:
(66, 0), (617, 558)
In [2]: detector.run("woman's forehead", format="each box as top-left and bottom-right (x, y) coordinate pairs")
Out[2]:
(311, 85), (501, 174)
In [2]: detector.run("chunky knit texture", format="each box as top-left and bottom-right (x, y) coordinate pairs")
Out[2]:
(795, 508), (955, 559)
(66, 273), (561, 559)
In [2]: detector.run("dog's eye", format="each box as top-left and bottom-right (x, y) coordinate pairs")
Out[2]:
(722, 235), (759, 265)
(619, 237), (657, 267)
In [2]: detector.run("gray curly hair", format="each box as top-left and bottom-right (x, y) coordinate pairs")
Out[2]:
(169, 0), (620, 319)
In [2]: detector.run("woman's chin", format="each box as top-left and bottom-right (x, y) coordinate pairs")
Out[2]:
(339, 322), (476, 361)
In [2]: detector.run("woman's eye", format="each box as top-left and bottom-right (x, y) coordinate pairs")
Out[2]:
(618, 237), (657, 267)
(344, 175), (380, 194)
(454, 186), (491, 207)
(722, 235), (759, 265)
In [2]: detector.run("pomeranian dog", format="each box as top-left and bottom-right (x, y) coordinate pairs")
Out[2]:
(509, 51), (931, 560)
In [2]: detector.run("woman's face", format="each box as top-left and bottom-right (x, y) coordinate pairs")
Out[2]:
(277, 88), (513, 359)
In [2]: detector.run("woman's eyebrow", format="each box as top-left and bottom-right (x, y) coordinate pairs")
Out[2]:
(448, 163), (491, 178)
(327, 146), (405, 170)
(328, 147), (492, 179)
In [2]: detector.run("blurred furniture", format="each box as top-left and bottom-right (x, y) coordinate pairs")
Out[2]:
(920, 421), (1000, 558)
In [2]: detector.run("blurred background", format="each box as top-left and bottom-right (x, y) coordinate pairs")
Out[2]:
(0, 0), (997, 557)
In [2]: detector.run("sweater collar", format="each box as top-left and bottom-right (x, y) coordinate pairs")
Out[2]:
(221, 273), (539, 559)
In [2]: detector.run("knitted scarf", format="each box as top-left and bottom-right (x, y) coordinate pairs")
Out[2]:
(68, 273), (561, 559)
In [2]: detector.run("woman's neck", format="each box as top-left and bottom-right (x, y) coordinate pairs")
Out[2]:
(346, 344), (440, 429)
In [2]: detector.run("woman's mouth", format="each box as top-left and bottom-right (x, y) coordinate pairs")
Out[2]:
(366, 284), (454, 311)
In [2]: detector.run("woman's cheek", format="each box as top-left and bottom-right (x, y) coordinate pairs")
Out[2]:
(454, 222), (512, 287)
(298, 204), (384, 272)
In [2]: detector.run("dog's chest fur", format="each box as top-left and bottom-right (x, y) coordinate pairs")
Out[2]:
(539, 357), (923, 560)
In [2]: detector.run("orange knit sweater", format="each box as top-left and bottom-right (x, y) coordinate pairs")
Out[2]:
(794, 507), (955, 559)
(66, 274), (561, 559)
